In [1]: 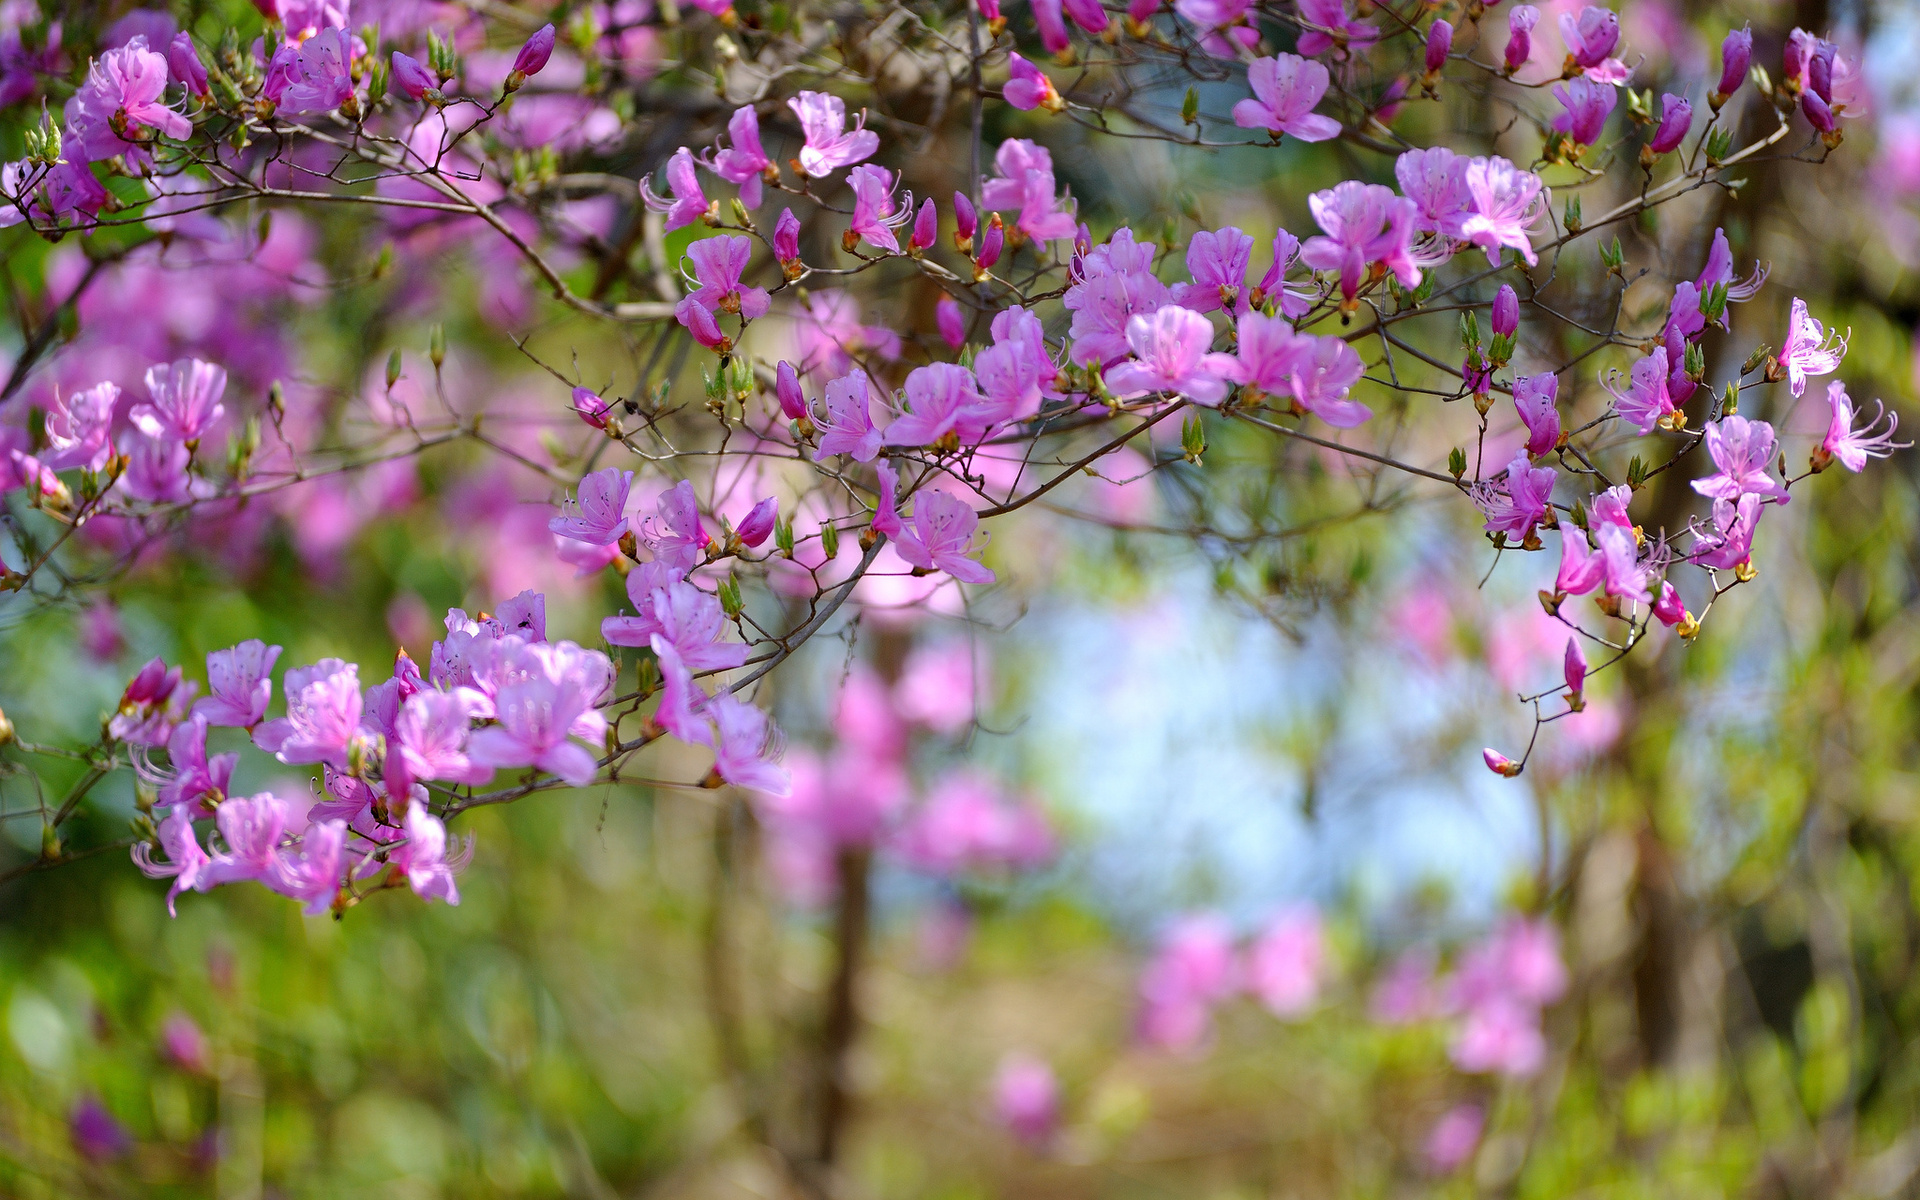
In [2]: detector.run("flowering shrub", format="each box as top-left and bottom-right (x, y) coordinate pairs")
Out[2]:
(0, 0), (1910, 1191)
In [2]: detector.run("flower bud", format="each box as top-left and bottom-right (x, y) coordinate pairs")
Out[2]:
(1503, 5), (1537, 72)
(390, 50), (433, 100)
(573, 386), (611, 429)
(952, 190), (978, 251)
(937, 296), (967, 349)
(1712, 24), (1751, 106)
(1808, 40), (1835, 104)
(1424, 19), (1452, 75)
(774, 359), (808, 419)
(773, 207), (803, 276)
(1482, 748), (1522, 777)
(1563, 637), (1587, 704)
(736, 496), (778, 547)
(909, 197), (938, 253)
(1802, 89), (1836, 135)
(975, 213), (1004, 275)
(1782, 29), (1808, 88)
(507, 23), (556, 92)
(1648, 93), (1691, 154)
(1652, 580), (1688, 627)
(682, 299), (731, 352)
(1491, 285), (1518, 338)
(169, 33), (210, 98)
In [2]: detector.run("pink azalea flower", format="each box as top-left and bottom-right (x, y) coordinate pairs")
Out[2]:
(202, 792), (290, 887)
(130, 358), (226, 444)
(641, 479), (711, 573)
(550, 467), (634, 544)
(1551, 76), (1616, 145)
(845, 164), (905, 253)
(132, 806), (212, 916)
(1246, 905), (1326, 1018)
(1104, 305), (1241, 407)
(1424, 1105), (1485, 1174)
(816, 370), (886, 461)
(1301, 181), (1421, 301)
(1032, 0), (1072, 53)
(1504, 5), (1538, 71)
(1233, 53), (1340, 141)
(993, 1053), (1061, 1147)
(193, 639), (282, 728)
(390, 50), (433, 100)
(1295, 0), (1376, 57)
(1287, 333), (1370, 427)
(1819, 381), (1908, 471)
(892, 491), (996, 583)
(1174, 226), (1256, 315)
(796, 289), (903, 379)
(1396, 146), (1471, 238)
(1472, 450), (1555, 540)
(385, 689), (491, 795)
(279, 27), (353, 115)
(1450, 995), (1546, 1075)
(896, 641), (984, 732)
(65, 36), (190, 162)
(979, 138), (1078, 243)
(467, 672), (603, 787)
(1175, 0), (1257, 57)
(642, 147), (711, 232)
(110, 658), (196, 746)
(42, 382), (119, 472)
(1779, 297), (1847, 397)
(168, 33), (210, 98)
(1458, 156), (1544, 266)
(1557, 6), (1620, 69)
(895, 772), (1054, 874)
(1252, 229), (1315, 318)
(390, 804), (468, 904)
(1690, 414), (1788, 502)
(678, 234), (770, 319)
(1691, 493), (1762, 571)
(1596, 520), (1653, 602)
(1554, 521), (1604, 595)
(1694, 227), (1767, 322)
(1648, 93), (1691, 154)
(884, 361), (996, 447)
(789, 91), (879, 177)
(1601, 346), (1674, 433)
(709, 693), (791, 795)
(1003, 52), (1061, 112)
(973, 306), (1058, 423)
(651, 637), (713, 747)
(736, 496), (778, 547)
(1137, 913), (1239, 1051)
(1513, 372), (1559, 456)
(937, 296), (968, 348)
(651, 579), (750, 671)
(1063, 227), (1173, 365)
(253, 659), (363, 769)
(266, 819), (346, 916)
(1369, 947), (1439, 1023)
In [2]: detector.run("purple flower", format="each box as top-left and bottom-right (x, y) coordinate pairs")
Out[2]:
(1691, 414), (1789, 502)
(194, 639), (282, 728)
(1064, 0), (1110, 34)
(1451, 995), (1545, 1075)
(1779, 297), (1847, 397)
(391, 50), (434, 100)
(1513, 372), (1559, 456)
(1504, 6), (1538, 71)
(709, 693), (791, 794)
(1596, 521), (1654, 602)
(816, 371), (885, 461)
(1648, 94), (1691, 154)
(789, 91), (879, 178)
(979, 138), (1078, 243)
(66, 36), (190, 161)
(1105, 305), (1240, 407)
(1004, 52), (1062, 112)
(266, 819), (346, 915)
(1395, 146), (1471, 237)
(1819, 381), (1908, 472)
(1252, 229), (1314, 318)
(391, 803), (467, 904)
(1032, 0), (1072, 54)
(736, 496), (778, 547)
(131, 358), (226, 444)
(885, 362), (995, 447)
(845, 164), (905, 253)
(252, 659), (363, 769)
(161, 1012), (210, 1073)
(994, 1054), (1060, 1147)
(642, 147), (711, 232)
(1301, 181), (1421, 301)
(1492, 285), (1519, 337)
(1563, 637), (1587, 698)
(1557, 6), (1619, 69)
(573, 386), (613, 430)
(1458, 156), (1544, 266)
(1652, 581), (1688, 627)
(202, 792), (290, 887)
(1425, 19), (1452, 73)
(909, 197), (938, 253)
(1063, 228), (1173, 365)
(260, 43), (300, 106)
(1714, 25), (1751, 101)
(768, 362), (806, 423)
(1232, 53), (1340, 142)
(511, 23), (556, 79)
(70, 1096), (132, 1161)
(550, 467), (634, 544)
(386, 688), (490, 795)
(1551, 76), (1616, 145)
(1601, 346), (1674, 433)
(976, 217), (1005, 270)
(651, 637), (712, 747)
(1554, 521), (1604, 595)
(279, 27), (354, 115)
(937, 297), (967, 348)
(168, 32), (208, 97)
(677, 234), (770, 319)
(111, 658), (196, 746)
(953, 191), (979, 246)
(1174, 226), (1255, 315)
(973, 306), (1058, 423)
(1295, 0), (1376, 58)
(642, 479), (711, 573)
(1137, 913), (1239, 1050)
(1424, 1104), (1484, 1174)
(1473, 450), (1555, 540)
(467, 670), (604, 788)
(41, 381), (118, 472)
(774, 207), (802, 264)
(678, 299), (729, 351)
(651, 579), (750, 671)
(1692, 493), (1761, 571)
(132, 806), (212, 916)
(871, 459), (905, 540)
(893, 491), (995, 583)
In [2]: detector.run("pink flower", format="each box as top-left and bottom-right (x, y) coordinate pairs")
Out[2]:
(130, 358), (227, 444)
(550, 467), (633, 544)
(895, 771), (1054, 874)
(253, 659), (363, 769)
(1596, 520), (1653, 602)
(160, 1012), (210, 1073)
(1779, 297), (1847, 397)
(42, 382), (118, 472)
(736, 496), (778, 547)
(893, 490), (995, 583)
(282, 27), (354, 115)
(651, 637), (712, 747)
(385, 689), (490, 795)
(994, 1054), (1060, 1147)
(678, 234), (771, 319)
(1819, 381), (1908, 471)
(1063, 228), (1173, 365)
(651, 579), (750, 671)
(1301, 181), (1421, 301)
(1694, 227), (1767, 317)
(390, 50), (433, 100)
(979, 138), (1078, 243)
(845, 164), (905, 252)
(1032, 0), (1072, 53)
(1513, 372), (1559, 456)
(1395, 146), (1471, 237)
(169, 33), (210, 98)
(1557, 6), (1620, 69)
(796, 289), (903, 378)
(1004, 52), (1062, 112)
(1252, 229), (1314, 318)
(201, 792), (290, 887)
(1137, 913), (1239, 1051)
(1232, 53), (1340, 142)
(1554, 520), (1604, 595)
(1648, 93), (1691, 154)
(1601, 346), (1674, 433)
(815, 370), (885, 461)
(1424, 1105), (1485, 1173)
(1458, 157), (1544, 266)
(1691, 493), (1761, 571)
(1247, 906), (1326, 1017)
(885, 361), (995, 447)
(773, 207), (802, 264)
(391, 804), (467, 904)
(511, 23), (556, 79)
(937, 296), (968, 347)
(110, 658), (195, 746)
(973, 306), (1058, 423)
(132, 807), (212, 916)
(1504, 5), (1538, 71)
(1450, 995), (1546, 1075)
(1551, 76), (1616, 145)
(709, 693), (791, 795)
(193, 639), (282, 728)
(1104, 305), (1240, 407)
(789, 91), (879, 177)
(896, 641), (983, 732)
(642, 147), (711, 232)
(467, 672), (603, 787)
(1370, 947), (1439, 1023)
(66, 36), (190, 161)
(641, 479), (710, 573)
(1691, 415), (1788, 502)
(1295, 0), (1376, 58)
(1174, 226), (1255, 315)
(1472, 450), (1555, 540)
(266, 819), (346, 916)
